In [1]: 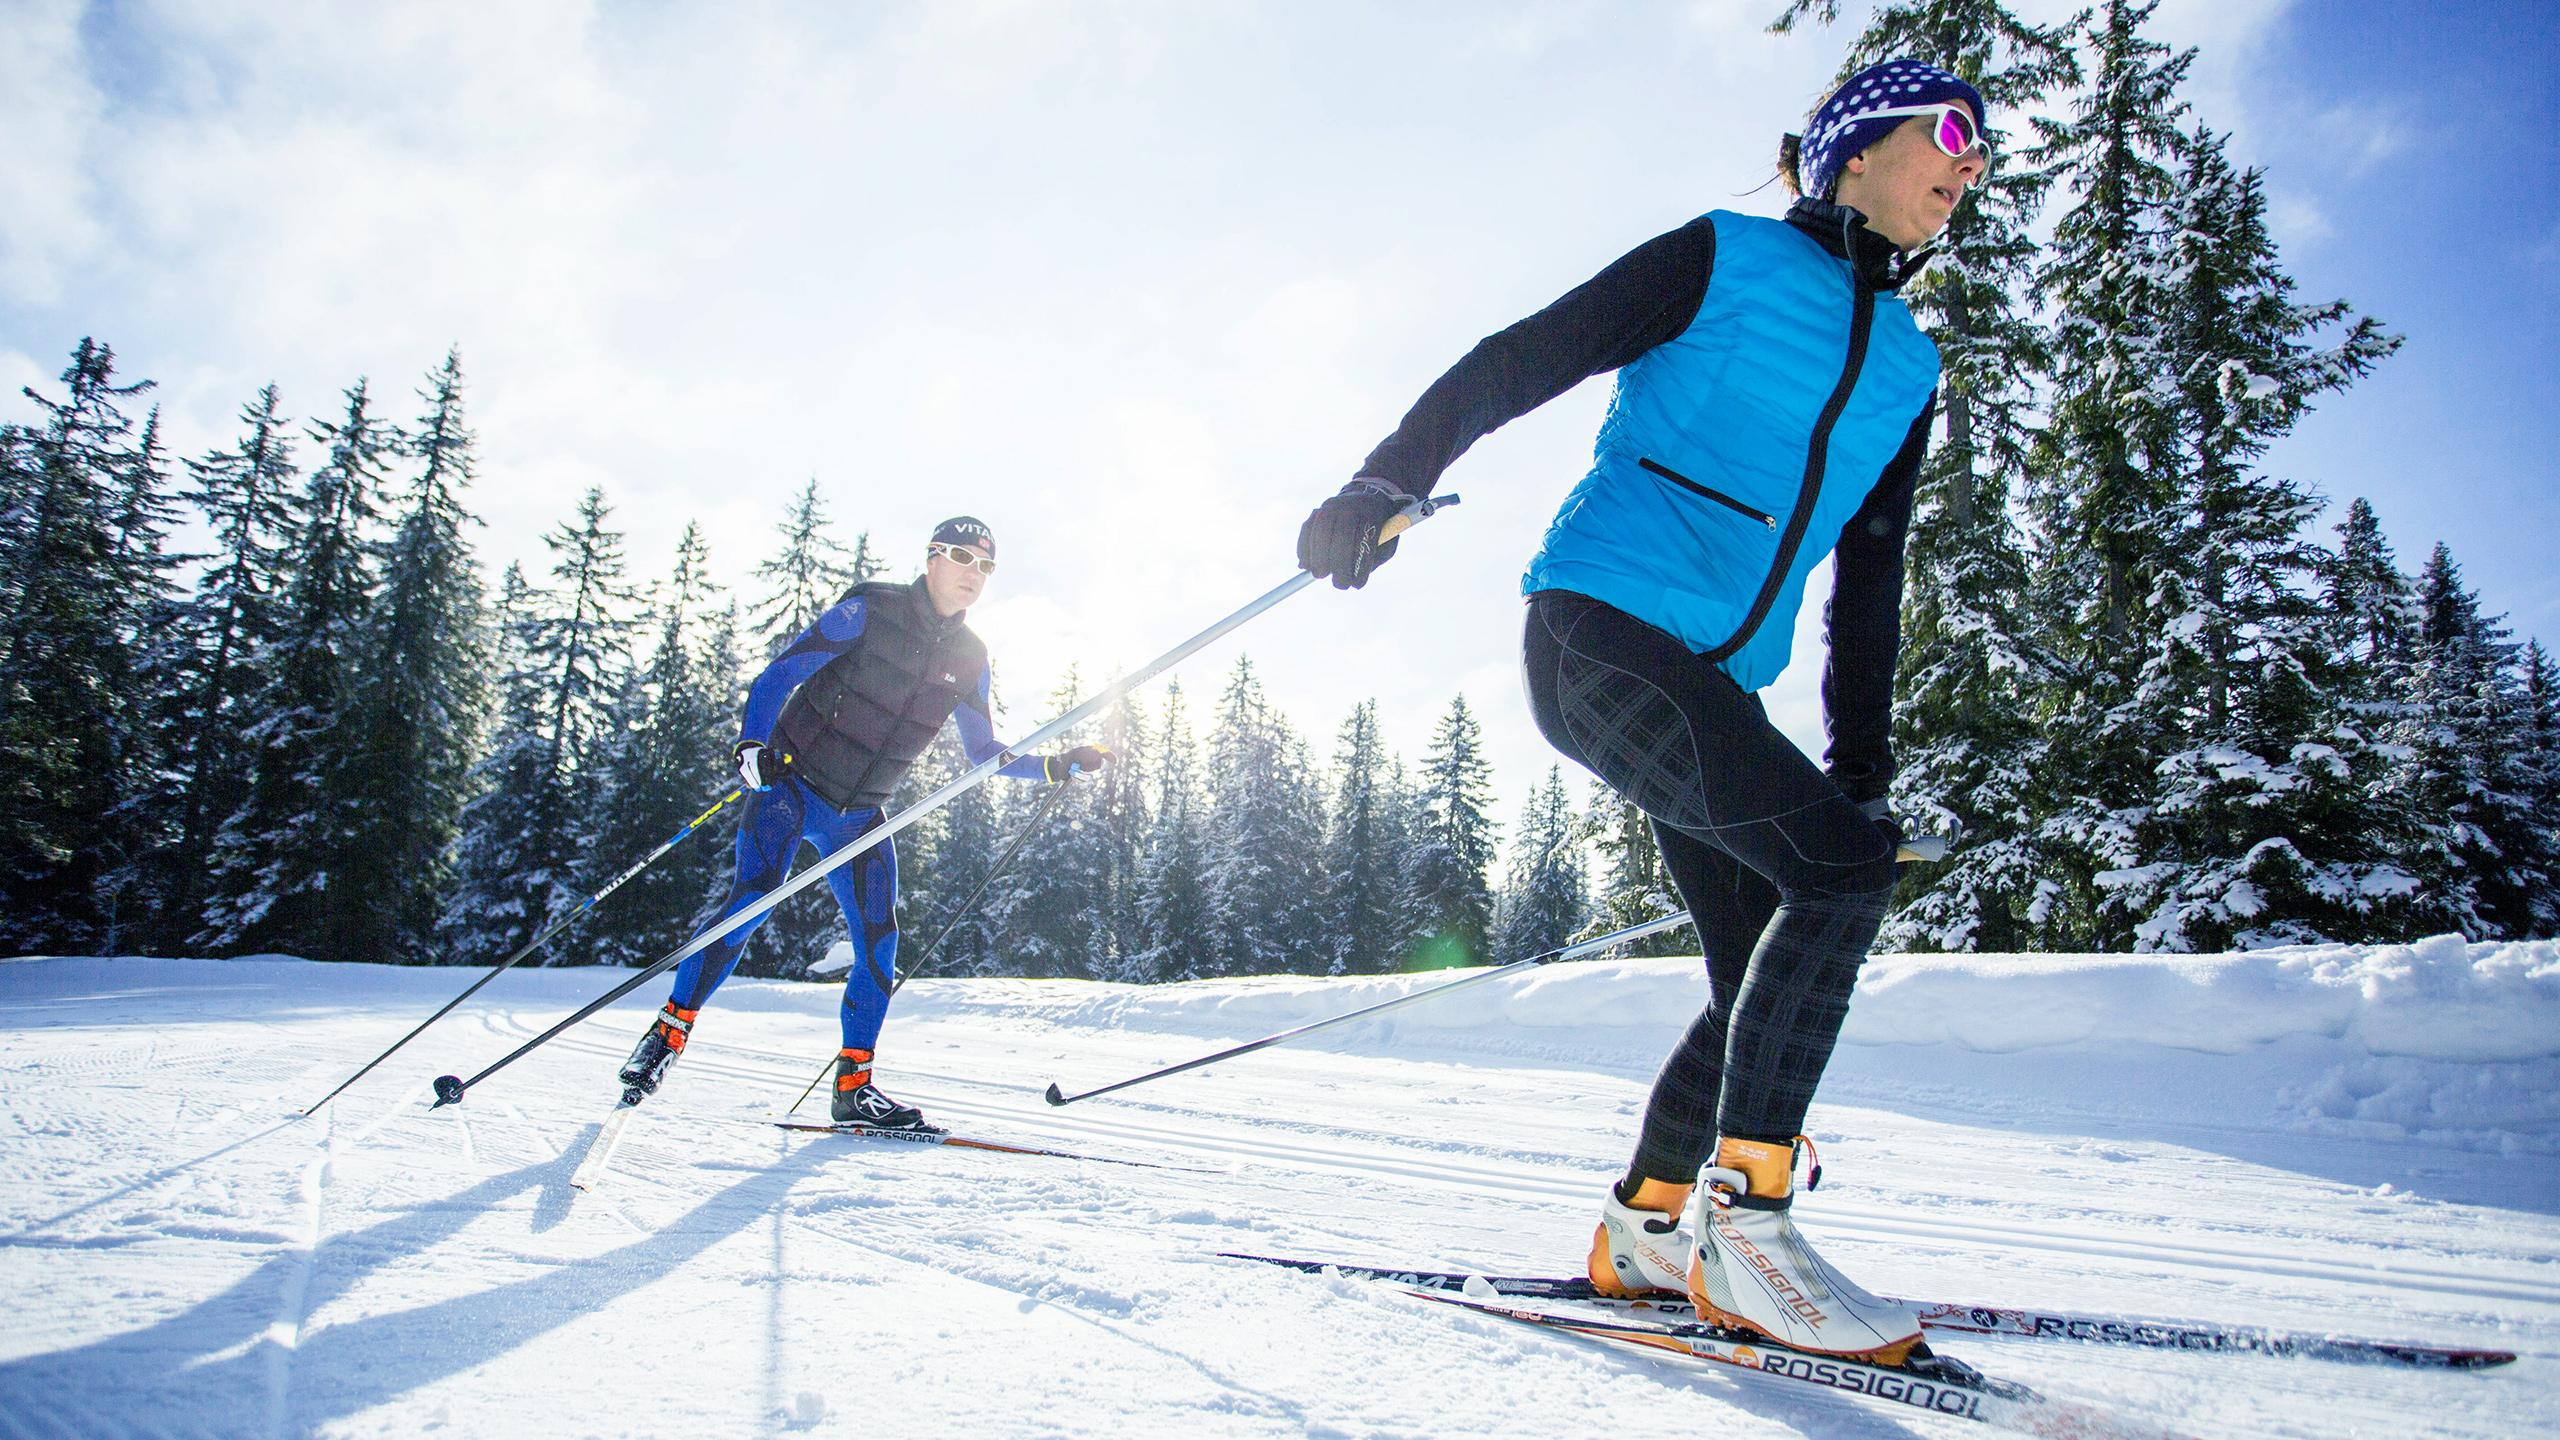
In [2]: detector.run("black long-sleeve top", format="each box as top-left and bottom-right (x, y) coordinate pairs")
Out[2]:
(1353, 199), (1933, 804)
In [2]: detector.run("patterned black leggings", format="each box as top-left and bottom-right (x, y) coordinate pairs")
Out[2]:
(1523, 591), (1897, 1181)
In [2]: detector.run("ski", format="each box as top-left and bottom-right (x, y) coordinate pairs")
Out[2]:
(1402, 1288), (2194, 1440)
(1222, 1254), (2518, 1369)
(569, 1098), (641, 1192)
(773, 1120), (1210, 1172)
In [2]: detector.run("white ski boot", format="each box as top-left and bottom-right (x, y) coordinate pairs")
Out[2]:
(1587, 1177), (1697, 1298)
(1685, 1135), (1923, 1365)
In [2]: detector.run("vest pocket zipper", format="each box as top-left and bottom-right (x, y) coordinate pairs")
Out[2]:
(1638, 457), (1776, 529)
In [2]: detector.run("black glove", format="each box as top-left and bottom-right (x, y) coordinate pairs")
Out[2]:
(1045, 744), (1112, 782)
(734, 740), (777, 792)
(1297, 478), (1408, 590)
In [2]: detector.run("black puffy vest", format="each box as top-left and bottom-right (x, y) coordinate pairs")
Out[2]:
(775, 579), (991, 809)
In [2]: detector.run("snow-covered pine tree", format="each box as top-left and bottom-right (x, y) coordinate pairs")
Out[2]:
(1404, 693), (1498, 968)
(583, 524), (738, 968)
(437, 490), (638, 966)
(2016, 0), (2195, 948)
(750, 477), (864, 657)
(99, 405), (194, 951)
(1573, 783), (1688, 955)
(1136, 678), (1212, 980)
(905, 724), (1002, 980)
(199, 378), (398, 958)
(1317, 700), (1407, 975)
(1774, 0), (2077, 953)
(1087, 683), (1154, 982)
(1494, 766), (1586, 961)
(155, 385), (300, 949)
(336, 350), (491, 961)
(992, 669), (1109, 978)
(2093, 129), (2405, 950)
(0, 340), (162, 950)
(2388, 546), (2552, 937)
(441, 564), (559, 964)
(2515, 642), (2560, 936)
(1201, 657), (1324, 975)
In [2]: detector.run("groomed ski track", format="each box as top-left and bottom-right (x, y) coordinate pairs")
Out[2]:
(2, 955), (2554, 1438)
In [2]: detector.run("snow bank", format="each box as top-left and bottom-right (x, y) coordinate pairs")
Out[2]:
(891, 933), (2560, 1067)
(884, 934), (2560, 1156)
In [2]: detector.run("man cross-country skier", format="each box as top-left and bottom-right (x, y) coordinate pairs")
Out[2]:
(1298, 61), (1993, 1366)
(617, 516), (1110, 1128)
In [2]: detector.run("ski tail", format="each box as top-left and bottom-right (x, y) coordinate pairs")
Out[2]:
(569, 1099), (641, 1192)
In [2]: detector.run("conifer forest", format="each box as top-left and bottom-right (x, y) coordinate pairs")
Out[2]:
(5, 1), (2552, 976)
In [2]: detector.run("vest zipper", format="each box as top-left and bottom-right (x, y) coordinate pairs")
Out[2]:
(1703, 266), (1877, 667)
(1638, 457), (1776, 529)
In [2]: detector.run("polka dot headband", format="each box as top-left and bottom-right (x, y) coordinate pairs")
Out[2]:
(1800, 59), (1988, 202)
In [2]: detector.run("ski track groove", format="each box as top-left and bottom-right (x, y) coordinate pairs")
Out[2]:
(263, 1104), (333, 1440)
(581, 1109), (1327, 1434)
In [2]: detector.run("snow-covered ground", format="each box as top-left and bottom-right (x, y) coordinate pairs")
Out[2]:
(3, 939), (2555, 1439)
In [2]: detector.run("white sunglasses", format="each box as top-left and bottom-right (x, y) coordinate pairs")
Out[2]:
(1856, 102), (1995, 176)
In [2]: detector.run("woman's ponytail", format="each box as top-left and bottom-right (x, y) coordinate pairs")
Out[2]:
(1776, 132), (1805, 198)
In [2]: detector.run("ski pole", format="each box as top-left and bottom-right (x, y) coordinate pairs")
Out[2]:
(783, 772), (1079, 1116)
(301, 783), (750, 1115)
(430, 494), (1461, 1108)
(1037, 838), (1944, 1109)
(1041, 908), (1696, 1107)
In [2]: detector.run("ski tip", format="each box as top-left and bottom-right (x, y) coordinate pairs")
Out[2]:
(430, 1074), (465, 1108)
(1042, 1083), (1067, 1106)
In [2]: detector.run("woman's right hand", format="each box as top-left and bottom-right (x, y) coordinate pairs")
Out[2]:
(1297, 478), (1409, 589)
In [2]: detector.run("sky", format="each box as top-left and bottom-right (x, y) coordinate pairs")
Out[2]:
(4, 0), (2555, 859)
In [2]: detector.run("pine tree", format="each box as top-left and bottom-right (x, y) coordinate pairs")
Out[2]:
(1201, 657), (1324, 975)
(156, 385), (301, 949)
(199, 378), (398, 957)
(1136, 679), (1212, 980)
(1087, 684), (1154, 982)
(2389, 546), (2550, 937)
(99, 405), (194, 950)
(437, 491), (639, 965)
(0, 340), (161, 949)
(442, 564), (561, 963)
(1405, 694), (1498, 968)
(583, 525), (740, 968)
(993, 669), (1108, 978)
(1575, 784), (1689, 955)
(2017, 0), (2196, 948)
(751, 477), (865, 656)
(337, 350), (491, 961)
(1317, 701), (1408, 974)
(2090, 130), (2402, 950)
(1495, 766), (1586, 961)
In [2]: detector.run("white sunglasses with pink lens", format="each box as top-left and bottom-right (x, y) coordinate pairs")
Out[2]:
(1859, 102), (1994, 176)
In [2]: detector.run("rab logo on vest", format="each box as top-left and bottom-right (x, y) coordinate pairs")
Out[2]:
(940, 672), (958, 685)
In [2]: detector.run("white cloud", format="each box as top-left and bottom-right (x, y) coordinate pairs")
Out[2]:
(0, 0), (108, 305)
(2266, 191), (2335, 248)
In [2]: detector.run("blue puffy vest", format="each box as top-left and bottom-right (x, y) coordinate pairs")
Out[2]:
(1522, 209), (1939, 692)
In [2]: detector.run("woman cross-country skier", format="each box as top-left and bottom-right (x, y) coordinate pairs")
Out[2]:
(1298, 60), (1992, 1365)
(617, 516), (1110, 1129)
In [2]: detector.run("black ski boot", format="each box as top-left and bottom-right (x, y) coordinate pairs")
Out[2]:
(831, 1047), (929, 1129)
(617, 1003), (697, 1105)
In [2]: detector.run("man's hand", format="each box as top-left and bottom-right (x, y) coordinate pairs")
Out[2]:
(1047, 744), (1112, 782)
(1297, 478), (1409, 590)
(1859, 796), (1904, 851)
(734, 741), (776, 793)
